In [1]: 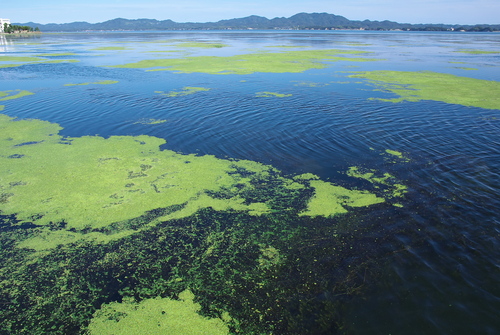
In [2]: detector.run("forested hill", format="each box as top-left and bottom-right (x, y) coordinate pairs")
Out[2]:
(16, 12), (500, 32)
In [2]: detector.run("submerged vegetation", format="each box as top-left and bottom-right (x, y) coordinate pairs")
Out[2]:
(0, 92), (408, 333)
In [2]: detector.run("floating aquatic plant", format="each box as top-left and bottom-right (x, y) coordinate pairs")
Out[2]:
(350, 70), (500, 110)
(255, 91), (292, 98)
(156, 86), (211, 97)
(110, 49), (379, 74)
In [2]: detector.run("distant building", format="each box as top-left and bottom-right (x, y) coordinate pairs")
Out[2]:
(0, 18), (11, 33)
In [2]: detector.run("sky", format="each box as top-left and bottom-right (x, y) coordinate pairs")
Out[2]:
(2, 0), (499, 25)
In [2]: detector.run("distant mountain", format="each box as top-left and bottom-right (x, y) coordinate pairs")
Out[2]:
(15, 12), (500, 32)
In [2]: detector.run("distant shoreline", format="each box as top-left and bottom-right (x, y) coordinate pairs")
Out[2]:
(15, 13), (500, 33)
(0, 32), (42, 35)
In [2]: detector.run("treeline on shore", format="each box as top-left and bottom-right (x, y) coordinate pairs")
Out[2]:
(304, 26), (499, 32)
(3, 23), (40, 34)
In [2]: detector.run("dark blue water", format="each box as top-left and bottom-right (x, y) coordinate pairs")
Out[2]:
(1, 31), (499, 334)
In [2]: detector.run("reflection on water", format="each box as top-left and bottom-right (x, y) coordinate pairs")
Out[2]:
(0, 35), (14, 52)
(0, 31), (499, 334)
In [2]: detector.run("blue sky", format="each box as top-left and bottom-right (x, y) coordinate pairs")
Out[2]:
(2, 0), (499, 25)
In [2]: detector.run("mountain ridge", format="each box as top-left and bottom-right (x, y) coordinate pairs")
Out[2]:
(16, 12), (500, 32)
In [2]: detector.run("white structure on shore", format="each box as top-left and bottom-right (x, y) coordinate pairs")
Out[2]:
(0, 18), (11, 33)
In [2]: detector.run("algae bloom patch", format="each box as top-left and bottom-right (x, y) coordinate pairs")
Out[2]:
(0, 90), (35, 110)
(255, 92), (292, 98)
(0, 90), (35, 101)
(0, 55), (79, 68)
(134, 118), (168, 125)
(64, 80), (119, 86)
(0, 114), (389, 237)
(87, 290), (229, 334)
(110, 49), (378, 75)
(156, 86), (211, 97)
(349, 70), (500, 110)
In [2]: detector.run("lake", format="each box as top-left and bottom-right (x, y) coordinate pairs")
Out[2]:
(0, 30), (499, 334)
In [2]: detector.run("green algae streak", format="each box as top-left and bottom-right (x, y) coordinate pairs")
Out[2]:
(385, 149), (403, 158)
(292, 81), (330, 87)
(110, 49), (378, 75)
(134, 118), (168, 125)
(0, 90), (34, 101)
(0, 56), (43, 62)
(454, 50), (500, 54)
(0, 56), (79, 68)
(157, 86), (211, 97)
(255, 92), (292, 98)
(87, 290), (229, 335)
(350, 71), (500, 110)
(36, 53), (77, 57)
(64, 80), (119, 86)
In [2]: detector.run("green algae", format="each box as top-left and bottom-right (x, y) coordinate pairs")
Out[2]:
(109, 49), (378, 75)
(0, 90), (34, 101)
(454, 50), (500, 54)
(0, 114), (274, 231)
(41, 59), (79, 64)
(347, 166), (408, 199)
(157, 86), (211, 97)
(255, 91), (292, 98)
(134, 118), (168, 125)
(0, 57), (79, 68)
(64, 80), (119, 86)
(258, 245), (282, 269)
(292, 81), (330, 87)
(0, 112), (389, 251)
(349, 70), (500, 110)
(299, 179), (385, 217)
(0, 64), (25, 69)
(35, 53), (77, 57)
(455, 67), (478, 71)
(294, 173), (320, 181)
(385, 149), (405, 159)
(0, 56), (44, 62)
(0, 181), (388, 334)
(87, 290), (229, 334)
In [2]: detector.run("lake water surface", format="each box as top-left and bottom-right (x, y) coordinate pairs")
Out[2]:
(0, 31), (499, 334)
